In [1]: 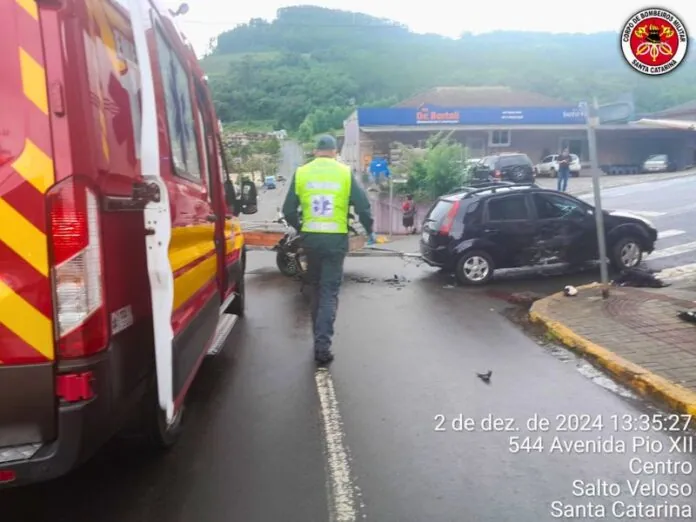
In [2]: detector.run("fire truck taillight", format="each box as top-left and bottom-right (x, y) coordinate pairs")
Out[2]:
(47, 178), (107, 358)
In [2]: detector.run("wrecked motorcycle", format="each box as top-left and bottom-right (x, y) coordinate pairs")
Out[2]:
(273, 213), (361, 278)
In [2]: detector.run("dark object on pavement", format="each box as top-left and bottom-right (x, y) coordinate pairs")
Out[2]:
(420, 184), (657, 285)
(315, 351), (335, 366)
(613, 267), (669, 288)
(476, 371), (492, 383)
(678, 309), (696, 324)
(507, 291), (544, 305)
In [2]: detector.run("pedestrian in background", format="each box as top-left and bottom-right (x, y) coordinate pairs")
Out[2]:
(282, 135), (375, 366)
(402, 194), (417, 234)
(557, 147), (571, 192)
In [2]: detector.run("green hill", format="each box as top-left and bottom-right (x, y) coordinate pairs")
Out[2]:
(202, 5), (696, 135)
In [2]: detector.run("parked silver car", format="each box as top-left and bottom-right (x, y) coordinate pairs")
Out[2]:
(642, 154), (677, 173)
(535, 154), (581, 177)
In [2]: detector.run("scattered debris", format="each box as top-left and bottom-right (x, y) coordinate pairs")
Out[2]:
(348, 275), (376, 284)
(678, 309), (696, 324)
(443, 284), (455, 289)
(383, 274), (408, 287)
(612, 267), (669, 288)
(563, 285), (578, 297)
(476, 371), (492, 384)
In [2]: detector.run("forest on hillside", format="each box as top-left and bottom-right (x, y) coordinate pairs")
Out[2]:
(202, 5), (696, 136)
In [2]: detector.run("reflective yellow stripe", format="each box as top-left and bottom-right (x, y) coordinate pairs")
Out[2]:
(173, 255), (217, 311)
(16, 0), (38, 19)
(19, 48), (48, 115)
(0, 280), (53, 361)
(12, 139), (54, 194)
(0, 197), (48, 277)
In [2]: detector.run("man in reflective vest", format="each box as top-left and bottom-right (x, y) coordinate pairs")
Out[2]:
(282, 135), (375, 365)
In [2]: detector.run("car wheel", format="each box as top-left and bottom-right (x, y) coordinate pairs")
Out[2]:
(610, 236), (643, 271)
(455, 250), (494, 285)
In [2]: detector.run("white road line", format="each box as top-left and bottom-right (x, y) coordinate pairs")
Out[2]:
(658, 229), (686, 240)
(315, 368), (359, 522)
(647, 241), (696, 260)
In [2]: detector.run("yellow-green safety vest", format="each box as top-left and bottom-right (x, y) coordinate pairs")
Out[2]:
(295, 158), (352, 234)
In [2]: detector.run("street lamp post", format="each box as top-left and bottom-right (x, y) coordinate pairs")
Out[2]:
(586, 97), (610, 299)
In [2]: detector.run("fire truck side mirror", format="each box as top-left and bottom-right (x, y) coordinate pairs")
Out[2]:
(239, 179), (258, 215)
(224, 180), (241, 217)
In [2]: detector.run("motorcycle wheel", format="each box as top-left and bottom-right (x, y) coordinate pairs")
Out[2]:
(276, 250), (299, 277)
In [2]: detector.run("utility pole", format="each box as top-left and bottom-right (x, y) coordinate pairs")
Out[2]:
(586, 97), (610, 299)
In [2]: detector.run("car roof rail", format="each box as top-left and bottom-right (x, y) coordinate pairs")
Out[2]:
(461, 182), (538, 199)
(444, 181), (514, 196)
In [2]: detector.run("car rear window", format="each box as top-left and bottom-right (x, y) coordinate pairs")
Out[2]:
(425, 199), (454, 226)
(499, 155), (532, 167)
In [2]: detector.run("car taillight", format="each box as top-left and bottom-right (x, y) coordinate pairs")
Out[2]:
(494, 170), (502, 179)
(438, 201), (460, 235)
(47, 177), (107, 358)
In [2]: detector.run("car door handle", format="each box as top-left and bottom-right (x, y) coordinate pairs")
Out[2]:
(206, 214), (217, 223)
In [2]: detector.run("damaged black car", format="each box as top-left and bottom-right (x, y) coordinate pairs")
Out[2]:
(420, 184), (658, 285)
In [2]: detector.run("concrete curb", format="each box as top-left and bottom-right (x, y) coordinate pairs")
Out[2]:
(529, 284), (696, 416)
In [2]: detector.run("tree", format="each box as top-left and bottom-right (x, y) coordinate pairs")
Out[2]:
(395, 133), (468, 199)
(203, 6), (696, 131)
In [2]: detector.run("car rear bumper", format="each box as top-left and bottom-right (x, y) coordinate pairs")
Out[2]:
(420, 240), (450, 268)
(0, 353), (136, 489)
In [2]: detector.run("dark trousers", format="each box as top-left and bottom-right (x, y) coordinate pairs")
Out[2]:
(557, 168), (569, 192)
(306, 248), (346, 354)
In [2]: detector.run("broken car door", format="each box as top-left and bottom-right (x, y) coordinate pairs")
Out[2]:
(531, 193), (595, 264)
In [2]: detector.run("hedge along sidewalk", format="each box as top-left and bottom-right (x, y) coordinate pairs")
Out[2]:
(529, 283), (696, 415)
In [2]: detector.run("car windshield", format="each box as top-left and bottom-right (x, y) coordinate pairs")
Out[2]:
(570, 154), (579, 162)
(647, 154), (667, 162)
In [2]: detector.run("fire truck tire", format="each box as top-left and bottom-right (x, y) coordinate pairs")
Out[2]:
(140, 378), (184, 451)
(228, 248), (246, 317)
(228, 272), (245, 317)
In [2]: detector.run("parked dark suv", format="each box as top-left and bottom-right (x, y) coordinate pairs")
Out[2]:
(419, 183), (658, 285)
(471, 153), (535, 184)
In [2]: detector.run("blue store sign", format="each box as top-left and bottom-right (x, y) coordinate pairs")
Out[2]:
(357, 105), (587, 126)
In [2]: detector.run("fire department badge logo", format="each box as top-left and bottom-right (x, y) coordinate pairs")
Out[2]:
(621, 8), (688, 76)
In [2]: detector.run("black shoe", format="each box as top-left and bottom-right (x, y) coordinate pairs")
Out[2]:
(315, 351), (334, 366)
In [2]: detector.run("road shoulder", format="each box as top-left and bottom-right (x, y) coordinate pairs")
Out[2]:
(530, 283), (696, 415)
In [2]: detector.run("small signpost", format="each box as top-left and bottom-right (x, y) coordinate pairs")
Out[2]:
(585, 98), (610, 299)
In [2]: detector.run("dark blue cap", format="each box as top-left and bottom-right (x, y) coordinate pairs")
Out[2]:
(315, 135), (337, 151)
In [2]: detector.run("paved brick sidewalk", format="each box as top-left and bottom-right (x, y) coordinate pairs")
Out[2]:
(530, 283), (696, 413)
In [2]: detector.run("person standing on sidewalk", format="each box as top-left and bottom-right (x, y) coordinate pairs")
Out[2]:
(557, 147), (571, 192)
(402, 194), (417, 234)
(282, 135), (375, 365)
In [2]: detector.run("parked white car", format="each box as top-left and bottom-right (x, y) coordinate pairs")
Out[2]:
(535, 154), (581, 177)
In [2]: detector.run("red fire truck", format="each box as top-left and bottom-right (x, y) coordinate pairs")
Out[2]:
(0, 0), (256, 488)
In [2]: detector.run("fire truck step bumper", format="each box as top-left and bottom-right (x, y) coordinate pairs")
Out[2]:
(206, 314), (238, 356)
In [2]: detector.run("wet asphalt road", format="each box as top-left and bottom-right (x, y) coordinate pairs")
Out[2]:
(3, 151), (696, 521)
(4, 249), (696, 521)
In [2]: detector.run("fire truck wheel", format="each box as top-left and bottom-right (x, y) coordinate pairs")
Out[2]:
(140, 379), (184, 450)
(228, 272), (245, 317)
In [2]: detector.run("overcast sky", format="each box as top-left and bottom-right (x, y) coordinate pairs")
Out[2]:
(162, 1), (696, 57)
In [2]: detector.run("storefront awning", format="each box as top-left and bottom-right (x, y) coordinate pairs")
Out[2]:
(632, 118), (696, 131)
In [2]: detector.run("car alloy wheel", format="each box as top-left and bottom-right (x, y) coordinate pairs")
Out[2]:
(455, 250), (494, 285)
(619, 240), (642, 268)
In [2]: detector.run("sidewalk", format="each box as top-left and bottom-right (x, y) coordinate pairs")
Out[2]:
(530, 281), (696, 414)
